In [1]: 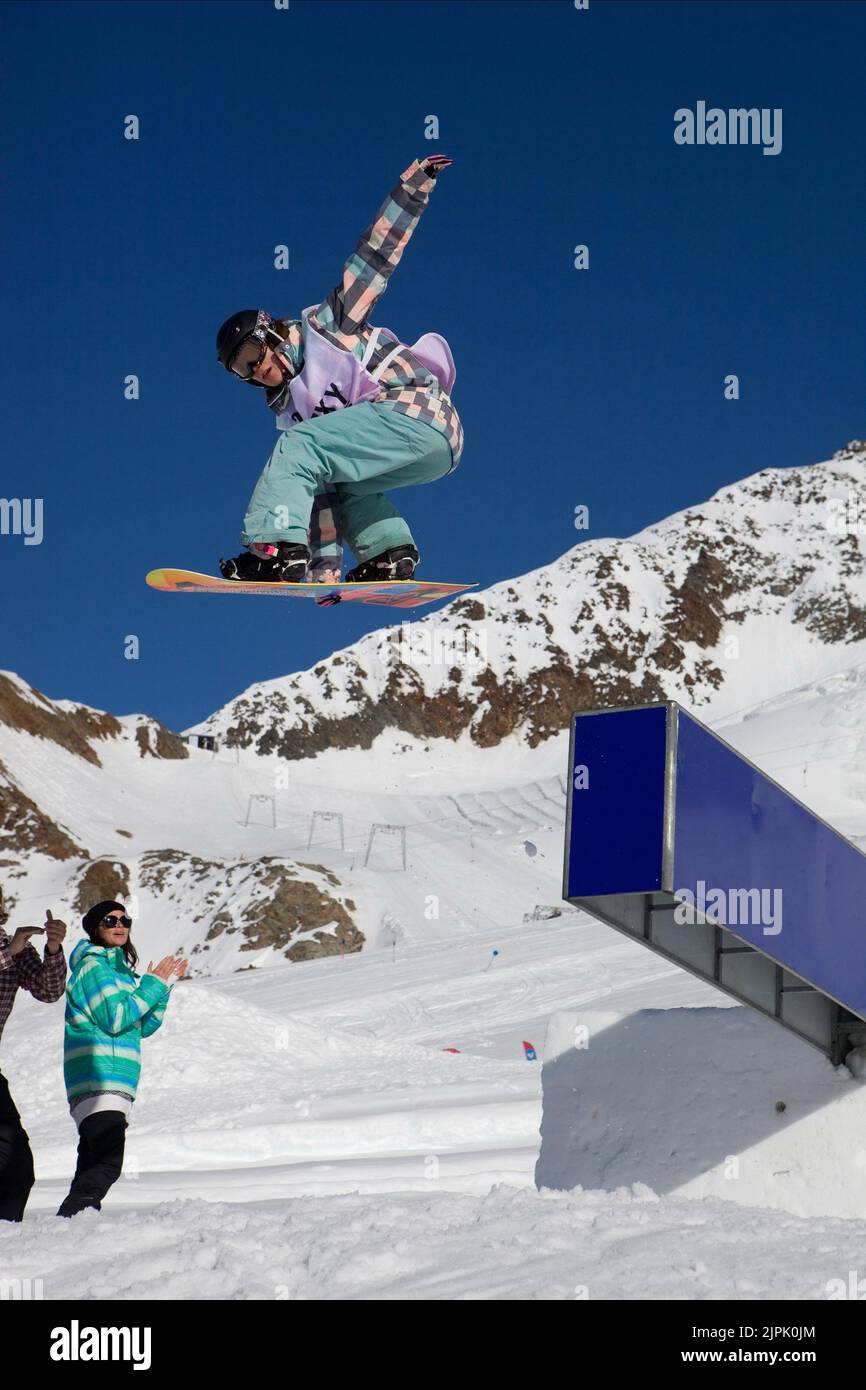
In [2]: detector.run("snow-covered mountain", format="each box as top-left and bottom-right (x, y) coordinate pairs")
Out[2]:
(191, 440), (866, 760)
(3, 440), (866, 978)
(0, 670), (364, 971)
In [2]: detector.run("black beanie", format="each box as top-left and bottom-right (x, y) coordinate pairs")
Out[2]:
(82, 900), (127, 937)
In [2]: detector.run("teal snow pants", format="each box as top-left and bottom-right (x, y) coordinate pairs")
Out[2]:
(240, 401), (455, 561)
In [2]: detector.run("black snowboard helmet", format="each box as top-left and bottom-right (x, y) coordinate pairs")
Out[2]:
(216, 308), (281, 385)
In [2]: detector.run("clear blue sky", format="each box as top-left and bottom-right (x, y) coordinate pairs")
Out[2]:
(1, 0), (864, 732)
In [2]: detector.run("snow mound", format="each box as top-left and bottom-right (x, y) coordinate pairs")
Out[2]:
(537, 1006), (865, 1218)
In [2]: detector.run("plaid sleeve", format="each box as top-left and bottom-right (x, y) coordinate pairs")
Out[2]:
(14, 943), (67, 1002)
(0, 936), (17, 1038)
(312, 158), (437, 339)
(0, 936), (14, 975)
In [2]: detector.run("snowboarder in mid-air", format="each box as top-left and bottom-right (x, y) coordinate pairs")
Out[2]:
(216, 154), (463, 585)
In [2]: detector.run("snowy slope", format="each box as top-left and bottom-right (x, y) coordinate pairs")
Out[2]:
(3, 443), (866, 1298)
(4, 655), (866, 1296)
(6, 789), (866, 1297)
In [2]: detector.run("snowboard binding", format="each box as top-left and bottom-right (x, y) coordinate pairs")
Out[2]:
(345, 545), (420, 583)
(219, 543), (311, 583)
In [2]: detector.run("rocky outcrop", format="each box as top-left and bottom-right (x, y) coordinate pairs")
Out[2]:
(134, 723), (188, 760)
(0, 673), (188, 765)
(0, 673), (120, 767)
(138, 849), (361, 966)
(72, 860), (132, 915)
(0, 762), (83, 862)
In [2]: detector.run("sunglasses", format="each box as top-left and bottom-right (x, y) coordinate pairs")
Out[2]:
(228, 336), (268, 381)
(101, 914), (132, 929)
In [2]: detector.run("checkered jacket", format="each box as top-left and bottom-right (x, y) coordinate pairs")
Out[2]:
(0, 928), (66, 1045)
(266, 158), (464, 467)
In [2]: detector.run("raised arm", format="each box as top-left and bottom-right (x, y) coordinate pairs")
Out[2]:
(312, 156), (452, 340)
(13, 942), (66, 1003)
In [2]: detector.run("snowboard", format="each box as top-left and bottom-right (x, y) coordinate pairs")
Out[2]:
(146, 568), (476, 609)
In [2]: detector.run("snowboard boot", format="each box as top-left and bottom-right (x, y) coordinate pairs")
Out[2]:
(345, 545), (420, 583)
(220, 542), (311, 583)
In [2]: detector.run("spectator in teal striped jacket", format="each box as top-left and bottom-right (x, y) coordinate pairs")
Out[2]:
(58, 901), (187, 1218)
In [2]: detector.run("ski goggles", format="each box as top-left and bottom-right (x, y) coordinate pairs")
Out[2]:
(101, 913), (132, 928)
(228, 335), (268, 381)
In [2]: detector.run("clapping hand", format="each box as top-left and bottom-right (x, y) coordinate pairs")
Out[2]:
(146, 955), (189, 985)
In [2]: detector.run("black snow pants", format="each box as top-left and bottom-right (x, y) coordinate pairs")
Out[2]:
(0, 1068), (35, 1222)
(57, 1110), (127, 1217)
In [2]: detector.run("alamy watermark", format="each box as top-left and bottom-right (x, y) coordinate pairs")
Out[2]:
(377, 621), (487, 670)
(1, 1276), (44, 1299)
(50, 1321), (151, 1369)
(826, 1270), (866, 1300)
(0, 497), (43, 545)
(824, 493), (866, 536)
(674, 880), (782, 936)
(675, 102), (782, 156)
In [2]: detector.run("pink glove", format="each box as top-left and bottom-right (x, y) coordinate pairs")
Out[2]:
(422, 154), (453, 178)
